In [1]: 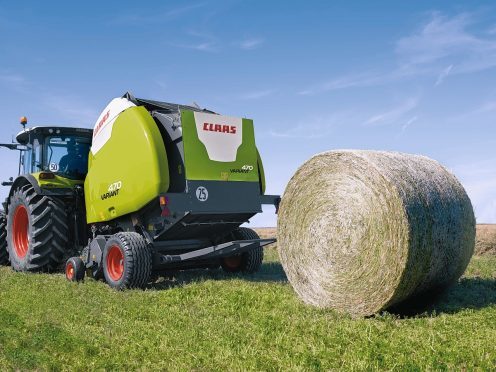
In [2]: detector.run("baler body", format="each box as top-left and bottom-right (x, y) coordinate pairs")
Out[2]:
(82, 94), (277, 274)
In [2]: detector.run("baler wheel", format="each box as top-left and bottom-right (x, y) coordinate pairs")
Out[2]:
(6, 184), (69, 271)
(221, 228), (264, 274)
(65, 257), (85, 282)
(102, 232), (151, 290)
(0, 211), (9, 265)
(221, 255), (243, 272)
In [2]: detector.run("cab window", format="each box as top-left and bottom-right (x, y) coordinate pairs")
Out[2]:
(22, 140), (41, 175)
(45, 136), (91, 180)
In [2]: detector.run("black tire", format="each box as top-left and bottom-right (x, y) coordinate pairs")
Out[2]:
(221, 228), (264, 274)
(102, 232), (151, 290)
(65, 257), (85, 282)
(6, 184), (69, 272)
(0, 211), (9, 265)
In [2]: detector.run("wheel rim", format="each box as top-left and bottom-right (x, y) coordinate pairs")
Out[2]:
(107, 245), (124, 281)
(12, 205), (29, 258)
(223, 255), (242, 270)
(66, 262), (74, 280)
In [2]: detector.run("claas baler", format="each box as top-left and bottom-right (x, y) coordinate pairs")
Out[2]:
(0, 93), (279, 289)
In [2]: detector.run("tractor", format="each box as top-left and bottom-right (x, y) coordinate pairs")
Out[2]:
(0, 93), (279, 289)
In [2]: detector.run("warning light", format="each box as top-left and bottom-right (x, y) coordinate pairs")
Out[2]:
(20, 116), (28, 129)
(159, 196), (168, 206)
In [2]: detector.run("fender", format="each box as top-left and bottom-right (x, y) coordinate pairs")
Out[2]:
(3, 175), (74, 213)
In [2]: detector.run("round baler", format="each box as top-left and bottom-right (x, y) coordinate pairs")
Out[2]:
(0, 93), (279, 289)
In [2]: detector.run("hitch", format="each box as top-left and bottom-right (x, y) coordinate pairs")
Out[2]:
(160, 238), (276, 263)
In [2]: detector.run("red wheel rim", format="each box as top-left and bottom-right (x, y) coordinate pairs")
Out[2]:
(223, 255), (242, 270)
(66, 262), (74, 280)
(107, 245), (124, 281)
(12, 205), (29, 258)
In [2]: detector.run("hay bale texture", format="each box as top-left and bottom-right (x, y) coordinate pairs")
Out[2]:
(278, 150), (475, 317)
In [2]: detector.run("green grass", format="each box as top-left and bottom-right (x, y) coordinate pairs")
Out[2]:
(0, 248), (495, 371)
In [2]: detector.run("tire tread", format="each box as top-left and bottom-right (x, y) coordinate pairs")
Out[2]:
(6, 185), (69, 271)
(103, 232), (151, 289)
(0, 211), (9, 265)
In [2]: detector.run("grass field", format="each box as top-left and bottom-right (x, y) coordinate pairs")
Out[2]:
(0, 240), (495, 370)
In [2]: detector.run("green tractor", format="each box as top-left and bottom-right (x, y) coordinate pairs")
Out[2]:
(0, 93), (279, 289)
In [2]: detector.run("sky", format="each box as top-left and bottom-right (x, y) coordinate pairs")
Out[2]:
(0, 0), (495, 227)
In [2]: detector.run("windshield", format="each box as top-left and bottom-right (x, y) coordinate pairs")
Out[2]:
(45, 136), (91, 180)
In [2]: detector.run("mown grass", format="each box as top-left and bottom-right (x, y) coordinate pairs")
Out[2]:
(0, 248), (495, 371)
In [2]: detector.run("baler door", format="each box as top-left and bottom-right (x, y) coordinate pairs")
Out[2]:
(180, 110), (260, 183)
(85, 100), (169, 223)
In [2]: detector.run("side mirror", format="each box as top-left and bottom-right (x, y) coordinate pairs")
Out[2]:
(1, 177), (14, 186)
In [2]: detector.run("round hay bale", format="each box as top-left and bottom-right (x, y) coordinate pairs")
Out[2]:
(277, 150), (475, 317)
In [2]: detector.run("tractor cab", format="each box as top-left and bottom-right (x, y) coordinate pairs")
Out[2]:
(15, 127), (93, 181)
(1, 119), (93, 198)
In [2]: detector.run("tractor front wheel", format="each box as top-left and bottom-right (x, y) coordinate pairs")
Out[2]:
(102, 232), (152, 290)
(0, 211), (8, 265)
(6, 185), (69, 271)
(221, 228), (264, 274)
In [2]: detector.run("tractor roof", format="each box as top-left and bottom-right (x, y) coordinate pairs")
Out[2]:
(16, 126), (93, 145)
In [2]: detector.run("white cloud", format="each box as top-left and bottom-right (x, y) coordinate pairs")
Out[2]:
(237, 38), (264, 50)
(396, 13), (474, 66)
(269, 101), (419, 139)
(268, 112), (352, 139)
(111, 3), (206, 24)
(364, 98), (418, 126)
(168, 29), (220, 52)
(171, 33), (266, 53)
(434, 64), (453, 86)
(298, 71), (389, 95)
(475, 100), (496, 113)
(300, 12), (496, 95)
(402, 116), (418, 132)
(396, 12), (496, 74)
(0, 73), (25, 84)
(180, 41), (218, 52)
(168, 40), (218, 52)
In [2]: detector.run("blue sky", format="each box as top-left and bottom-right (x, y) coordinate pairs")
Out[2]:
(1, 1), (495, 226)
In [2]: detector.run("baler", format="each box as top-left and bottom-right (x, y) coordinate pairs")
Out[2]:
(0, 93), (280, 289)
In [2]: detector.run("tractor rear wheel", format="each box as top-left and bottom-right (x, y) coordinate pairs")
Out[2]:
(6, 184), (69, 271)
(221, 228), (264, 274)
(0, 211), (8, 265)
(102, 232), (152, 290)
